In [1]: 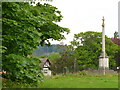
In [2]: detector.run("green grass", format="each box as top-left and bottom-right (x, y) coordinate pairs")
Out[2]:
(2, 74), (118, 88)
(40, 74), (118, 88)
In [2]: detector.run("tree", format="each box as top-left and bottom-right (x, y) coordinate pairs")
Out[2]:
(48, 52), (61, 62)
(114, 31), (119, 38)
(2, 54), (42, 84)
(2, 2), (70, 56)
(71, 31), (118, 70)
(50, 45), (75, 74)
(2, 2), (69, 84)
(59, 45), (76, 73)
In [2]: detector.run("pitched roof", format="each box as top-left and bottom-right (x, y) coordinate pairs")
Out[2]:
(39, 58), (51, 67)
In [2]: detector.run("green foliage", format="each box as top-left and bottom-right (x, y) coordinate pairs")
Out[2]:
(2, 78), (40, 88)
(48, 52), (61, 62)
(114, 31), (119, 38)
(71, 31), (119, 70)
(39, 54), (49, 58)
(77, 70), (87, 75)
(34, 3), (70, 45)
(0, 2), (3, 56)
(50, 45), (75, 74)
(2, 54), (43, 83)
(2, 2), (42, 56)
(59, 45), (75, 72)
(2, 2), (70, 56)
(2, 2), (69, 85)
(0, 46), (7, 54)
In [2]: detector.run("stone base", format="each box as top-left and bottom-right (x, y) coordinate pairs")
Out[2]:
(98, 67), (109, 71)
(86, 69), (118, 75)
(99, 56), (109, 70)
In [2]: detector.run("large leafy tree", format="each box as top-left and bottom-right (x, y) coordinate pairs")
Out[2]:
(2, 2), (69, 84)
(71, 31), (118, 70)
(2, 2), (69, 56)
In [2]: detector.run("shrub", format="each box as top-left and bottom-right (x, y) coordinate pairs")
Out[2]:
(78, 70), (87, 75)
(2, 78), (40, 88)
(2, 54), (43, 84)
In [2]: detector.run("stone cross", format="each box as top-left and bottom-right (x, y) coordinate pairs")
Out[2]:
(99, 17), (109, 75)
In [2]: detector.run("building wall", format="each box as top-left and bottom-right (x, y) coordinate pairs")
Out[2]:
(42, 68), (51, 76)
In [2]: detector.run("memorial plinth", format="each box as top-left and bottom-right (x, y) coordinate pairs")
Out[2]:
(98, 55), (109, 71)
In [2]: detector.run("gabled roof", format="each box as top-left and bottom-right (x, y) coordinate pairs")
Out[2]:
(39, 58), (51, 67)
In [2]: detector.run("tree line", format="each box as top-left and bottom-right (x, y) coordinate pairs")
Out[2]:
(47, 31), (120, 74)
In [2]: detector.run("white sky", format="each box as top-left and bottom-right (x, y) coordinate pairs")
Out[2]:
(43, 0), (119, 45)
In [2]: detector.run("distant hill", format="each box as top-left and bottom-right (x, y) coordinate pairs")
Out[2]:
(32, 44), (65, 56)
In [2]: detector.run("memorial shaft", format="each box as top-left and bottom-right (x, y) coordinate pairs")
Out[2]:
(102, 17), (105, 58)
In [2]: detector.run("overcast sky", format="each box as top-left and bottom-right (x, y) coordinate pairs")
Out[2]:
(44, 0), (119, 45)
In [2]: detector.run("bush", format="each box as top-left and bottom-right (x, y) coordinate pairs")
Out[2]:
(78, 70), (87, 75)
(2, 54), (43, 84)
(2, 78), (40, 88)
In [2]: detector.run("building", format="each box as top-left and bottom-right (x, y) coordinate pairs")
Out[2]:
(39, 58), (52, 76)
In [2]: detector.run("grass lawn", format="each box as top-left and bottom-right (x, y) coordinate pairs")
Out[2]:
(40, 74), (118, 88)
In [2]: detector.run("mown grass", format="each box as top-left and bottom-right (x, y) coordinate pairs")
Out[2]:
(2, 73), (118, 88)
(40, 74), (118, 88)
